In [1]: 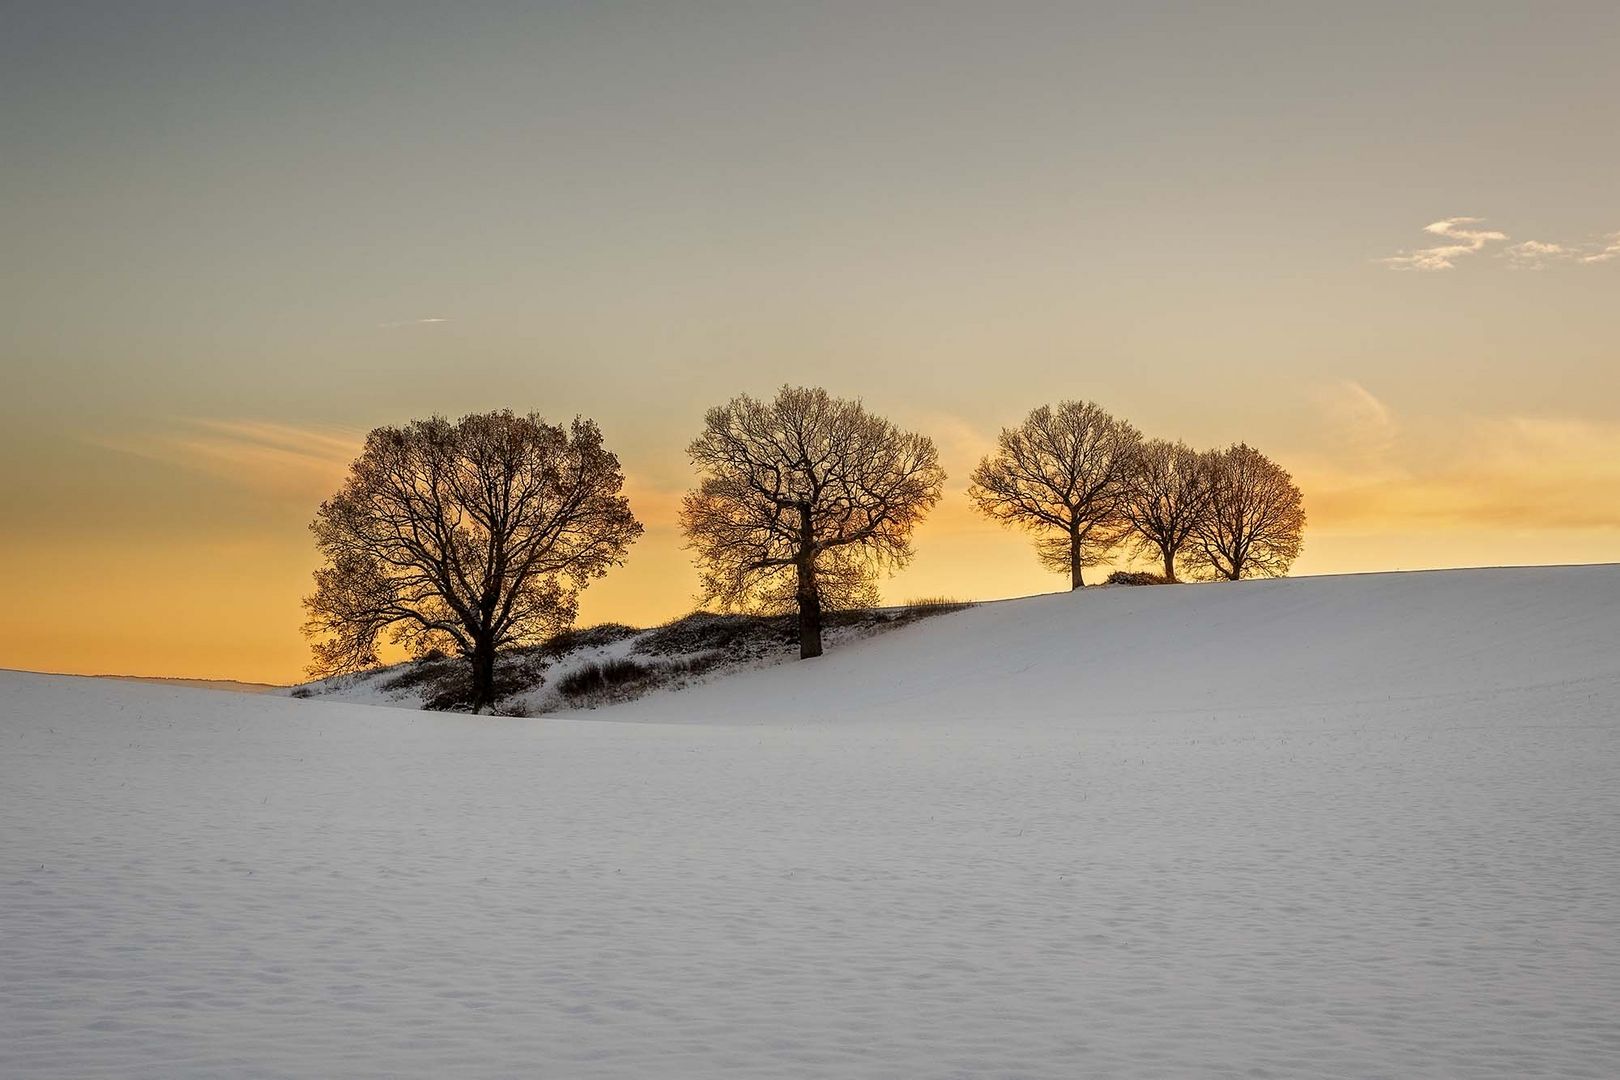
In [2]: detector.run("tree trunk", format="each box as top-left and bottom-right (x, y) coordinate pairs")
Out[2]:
(796, 558), (823, 659)
(1163, 549), (1178, 583)
(1069, 528), (1084, 590)
(470, 636), (497, 713)
(795, 502), (823, 659)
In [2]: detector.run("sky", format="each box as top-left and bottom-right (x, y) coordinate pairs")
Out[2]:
(2, 1), (1618, 684)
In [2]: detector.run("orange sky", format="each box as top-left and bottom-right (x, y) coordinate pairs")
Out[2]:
(3, 4), (1618, 683)
(4, 385), (1619, 685)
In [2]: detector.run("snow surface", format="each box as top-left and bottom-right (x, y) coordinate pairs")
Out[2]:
(287, 609), (940, 715)
(4, 566), (1620, 1078)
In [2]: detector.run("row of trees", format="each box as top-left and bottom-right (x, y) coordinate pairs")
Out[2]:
(968, 400), (1305, 588)
(305, 389), (1304, 709)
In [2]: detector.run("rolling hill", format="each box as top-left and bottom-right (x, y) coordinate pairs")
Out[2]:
(3, 565), (1618, 1078)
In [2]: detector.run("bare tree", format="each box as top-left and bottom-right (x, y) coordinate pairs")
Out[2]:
(1121, 439), (1213, 582)
(1190, 443), (1305, 580)
(680, 386), (945, 659)
(304, 411), (642, 711)
(968, 400), (1141, 589)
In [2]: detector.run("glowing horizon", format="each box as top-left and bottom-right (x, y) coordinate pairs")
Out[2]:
(3, 3), (1617, 683)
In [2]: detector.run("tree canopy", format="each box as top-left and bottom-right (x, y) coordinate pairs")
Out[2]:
(304, 411), (641, 710)
(969, 400), (1141, 589)
(1190, 443), (1305, 580)
(680, 386), (944, 658)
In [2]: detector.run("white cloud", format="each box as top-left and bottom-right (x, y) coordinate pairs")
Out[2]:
(1504, 239), (1572, 269)
(1381, 217), (1507, 271)
(1580, 231), (1620, 264)
(1383, 219), (1620, 272)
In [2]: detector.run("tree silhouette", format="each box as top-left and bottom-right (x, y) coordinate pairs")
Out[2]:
(304, 411), (641, 711)
(1121, 439), (1213, 582)
(969, 400), (1141, 589)
(681, 387), (944, 659)
(1190, 443), (1305, 580)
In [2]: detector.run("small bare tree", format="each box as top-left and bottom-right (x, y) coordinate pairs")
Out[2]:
(304, 411), (642, 711)
(1191, 443), (1305, 580)
(1121, 439), (1213, 582)
(968, 400), (1141, 589)
(681, 386), (945, 659)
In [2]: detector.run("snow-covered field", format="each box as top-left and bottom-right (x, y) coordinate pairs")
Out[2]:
(4, 566), (1619, 1078)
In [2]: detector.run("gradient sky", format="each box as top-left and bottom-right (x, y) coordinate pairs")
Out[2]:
(3, 2), (1618, 683)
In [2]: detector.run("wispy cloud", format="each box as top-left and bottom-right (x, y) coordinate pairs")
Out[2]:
(378, 317), (450, 328)
(99, 419), (361, 499)
(1383, 219), (1620, 272)
(1292, 385), (1620, 532)
(1581, 231), (1620, 264)
(1313, 380), (1397, 460)
(1381, 217), (1507, 271)
(1504, 239), (1572, 270)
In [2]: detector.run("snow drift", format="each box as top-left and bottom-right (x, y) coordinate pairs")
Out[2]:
(3, 565), (1619, 1079)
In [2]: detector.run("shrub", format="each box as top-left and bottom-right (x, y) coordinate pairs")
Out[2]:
(557, 657), (658, 698)
(537, 623), (639, 657)
(635, 611), (792, 656)
(1105, 570), (1169, 586)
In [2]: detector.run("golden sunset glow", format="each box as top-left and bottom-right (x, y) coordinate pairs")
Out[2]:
(3, 5), (1618, 684)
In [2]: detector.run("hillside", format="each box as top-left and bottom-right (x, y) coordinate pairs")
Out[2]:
(4, 565), (1618, 1079)
(604, 564), (1620, 724)
(287, 604), (968, 714)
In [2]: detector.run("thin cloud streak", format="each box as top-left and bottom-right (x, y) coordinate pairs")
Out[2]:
(98, 418), (362, 499)
(1581, 231), (1620, 264)
(378, 317), (450, 328)
(1381, 217), (1506, 271)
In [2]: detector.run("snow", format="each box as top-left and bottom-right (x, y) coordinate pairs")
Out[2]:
(287, 608), (946, 715)
(4, 565), (1619, 1078)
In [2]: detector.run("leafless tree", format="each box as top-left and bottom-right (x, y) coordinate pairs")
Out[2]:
(1121, 439), (1213, 582)
(304, 411), (642, 711)
(1190, 443), (1305, 580)
(680, 386), (945, 659)
(968, 400), (1142, 589)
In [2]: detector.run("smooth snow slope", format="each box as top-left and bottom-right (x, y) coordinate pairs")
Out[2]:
(3, 566), (1619, 1079)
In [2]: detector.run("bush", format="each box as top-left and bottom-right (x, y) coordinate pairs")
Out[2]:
(557, 657), (658, 698)
(635, 611), (792, 657)
(1105, 570), (1169, 586)
(537, 623), (639, 657)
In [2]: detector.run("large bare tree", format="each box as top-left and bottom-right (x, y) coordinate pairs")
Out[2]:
(1121, 439), (1213, 582)
(1190, 443), (1305, 580)
(304, 411), (642, 711)
(968, 400), (1141, 589)
(680, 386), (945, 659)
